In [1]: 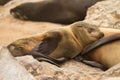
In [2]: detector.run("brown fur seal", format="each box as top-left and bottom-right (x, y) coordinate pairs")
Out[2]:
(10, 0), (103, 24)
(0, 0), (11, 5)
(75, 31), (120, 70)
(7, 21), (104, 66)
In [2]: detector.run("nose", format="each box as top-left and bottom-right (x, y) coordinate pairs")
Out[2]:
(98, 32), (104, 39)
(7, 44), (15, 52)
(10, 9), (14, 13)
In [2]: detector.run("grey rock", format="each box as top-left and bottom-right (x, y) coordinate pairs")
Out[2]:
(0, 45), (36, 80)
(85, 0), (120, 29)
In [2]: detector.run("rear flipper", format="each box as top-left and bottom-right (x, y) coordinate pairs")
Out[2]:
(82, 60), (107, 71)
(74, 56), (107, 70)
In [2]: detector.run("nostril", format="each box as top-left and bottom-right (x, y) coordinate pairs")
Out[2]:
(100, 32), (104, 38)
(98, 32), (104, 39)
(10, 8), (15, 13)
(10, 8), (22, 18)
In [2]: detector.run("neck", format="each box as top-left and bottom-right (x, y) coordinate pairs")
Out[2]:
(72, 28), (92, 49)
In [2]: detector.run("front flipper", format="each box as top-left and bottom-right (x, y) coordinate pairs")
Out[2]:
(36, 57), (67, 67)
(26, 50), (68, 67)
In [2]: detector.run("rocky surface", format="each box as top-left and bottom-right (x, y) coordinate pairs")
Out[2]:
(0, 45), (36, 80)
(85, 0), (120, 29)
(0, 0), (120, 80)
(16, 55), (120, 80)
(16, 56), (104, 80)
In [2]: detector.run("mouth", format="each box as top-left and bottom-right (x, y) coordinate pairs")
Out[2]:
(7, 44), (27, 57)
(91, 32), (104, 40)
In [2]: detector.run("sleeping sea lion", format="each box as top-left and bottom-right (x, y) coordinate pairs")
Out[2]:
(75, 28), (120, 70)
(0, 0), (11, 5)
(10, 0), (103, 24)
(7, 21), (104, 66)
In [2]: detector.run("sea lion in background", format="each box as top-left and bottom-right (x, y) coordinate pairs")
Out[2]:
(0, 0), (11, 5)
(7, 21), (104, 66)
(75, 29), (120, 70)
(10, 0), (103, 24)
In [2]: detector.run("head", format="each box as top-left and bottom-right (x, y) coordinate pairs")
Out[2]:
(10, 1), (52, 21)
(10, 2), (35, 20)
(7, 38), (39, 57)
(70, 21), (104, 45)
(7, 31), (62, 57)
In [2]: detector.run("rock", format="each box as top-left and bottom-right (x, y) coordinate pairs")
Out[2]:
(103, 63), (120, 77)
(15, 55), (120, 80)
(102, 77), (120, 80)
(16, 56), (103, 80)
(85, 0), (120, 29)
(96, 63), (120, 80)
(0, 45), (36, 80)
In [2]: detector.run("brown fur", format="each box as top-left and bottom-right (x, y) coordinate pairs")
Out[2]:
(7, 21), (103, 65)
(10, 0), (103, 24)
(75, 28), (120, 70)
(86, 33), (120, 69)
(0, 0), (11, 5)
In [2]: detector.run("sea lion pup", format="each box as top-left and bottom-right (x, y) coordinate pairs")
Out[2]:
(7, 21), (104, 66)
(10, 0), (103, 24)
(75, 33), (120, 70)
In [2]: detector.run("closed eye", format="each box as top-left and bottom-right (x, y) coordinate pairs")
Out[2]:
(87, 28), (95, 33)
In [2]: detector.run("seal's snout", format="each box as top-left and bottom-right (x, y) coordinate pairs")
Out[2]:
(10, 8), (14, 13)
(95, 32), (104, 39)
(7, 44), (25, 57)
(10, 9), (13, 13)
(7, 44), (15, 53)
(10, 8), (21, 18)
(91, 31), (104, 40)
(99, 32), (104, 39)
(10, 8), (28, 20)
